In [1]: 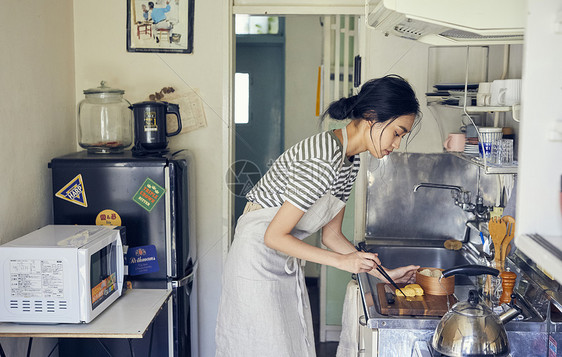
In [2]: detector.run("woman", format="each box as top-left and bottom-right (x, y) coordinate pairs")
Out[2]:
(216, 75), (421, 357)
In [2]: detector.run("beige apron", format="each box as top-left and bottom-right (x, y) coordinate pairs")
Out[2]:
(215, 128), (349, 357)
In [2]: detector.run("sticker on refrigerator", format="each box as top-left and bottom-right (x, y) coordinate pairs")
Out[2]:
(126, 245), (159, 276)
(95, 209), (122, 226)
(132, 178), (165, 212)
(55, 174), (88, 207)
(549, 335), (557, 357)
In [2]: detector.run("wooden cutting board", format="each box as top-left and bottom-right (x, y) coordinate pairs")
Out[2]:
(376, 283), (456, 317)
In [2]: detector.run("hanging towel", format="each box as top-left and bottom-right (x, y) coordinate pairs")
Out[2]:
(336, 279), (360, 357)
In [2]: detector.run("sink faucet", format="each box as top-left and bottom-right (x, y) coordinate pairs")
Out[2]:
(413, 182), (463, 193)
(413, 182), (491, 221)
(413, 182), (475, 212)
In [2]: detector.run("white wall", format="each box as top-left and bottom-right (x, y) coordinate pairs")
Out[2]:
(0, 0), (76, 355)
(364, 30), (441, 152)
(72, 1), (230, 355)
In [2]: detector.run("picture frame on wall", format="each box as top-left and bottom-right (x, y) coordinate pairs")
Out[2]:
(127, 0), (194, 53)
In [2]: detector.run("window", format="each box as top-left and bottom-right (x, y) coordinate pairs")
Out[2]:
(234, 73), (250, 124)
(235, 15), (279, 35)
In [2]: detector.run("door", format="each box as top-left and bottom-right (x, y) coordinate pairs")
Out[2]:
(234, 25), (285, 221)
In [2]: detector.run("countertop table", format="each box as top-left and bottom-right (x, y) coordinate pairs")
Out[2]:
(0, 289), (170, 338)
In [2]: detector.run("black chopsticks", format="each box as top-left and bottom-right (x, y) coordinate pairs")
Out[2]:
(355, 242), (407, 298)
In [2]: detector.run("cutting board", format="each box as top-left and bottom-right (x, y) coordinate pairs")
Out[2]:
(376, 283), (456, 317)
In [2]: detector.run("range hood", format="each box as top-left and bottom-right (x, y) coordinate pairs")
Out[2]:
(366, 0), (526, 46)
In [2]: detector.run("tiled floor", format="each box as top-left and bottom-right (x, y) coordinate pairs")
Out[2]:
(307, 278), (339, 357)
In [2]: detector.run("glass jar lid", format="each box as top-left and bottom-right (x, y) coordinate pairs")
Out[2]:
(83, 81), (125, 95)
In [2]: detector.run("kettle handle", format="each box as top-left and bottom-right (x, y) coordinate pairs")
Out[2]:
(442, 264), (499, 279)
(166, 103), (182, 137)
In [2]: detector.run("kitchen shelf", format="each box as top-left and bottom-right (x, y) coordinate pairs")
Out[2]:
(427, 101), (513, 113)
(448, 152), (518, 174)
(0, 289), (170, 338)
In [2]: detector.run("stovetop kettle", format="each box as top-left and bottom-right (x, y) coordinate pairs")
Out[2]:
(431, 265), (521, 357)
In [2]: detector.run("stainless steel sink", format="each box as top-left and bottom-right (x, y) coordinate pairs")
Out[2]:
(358, 244), (546, 327)
(365, 244), (475, 285)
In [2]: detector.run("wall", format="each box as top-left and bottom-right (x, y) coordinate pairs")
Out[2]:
(0, 0), (76, 355)
(364, 30), (438, 152)
(284, 15), (323, 277)
(72, 1), (230, 355)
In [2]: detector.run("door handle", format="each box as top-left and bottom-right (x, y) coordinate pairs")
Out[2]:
(171, 270), (194, 288)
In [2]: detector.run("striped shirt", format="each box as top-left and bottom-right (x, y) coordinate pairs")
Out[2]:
(246, 130), (360, 212)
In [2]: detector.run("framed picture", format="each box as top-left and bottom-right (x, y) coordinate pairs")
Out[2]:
(127, 0), (194, 53)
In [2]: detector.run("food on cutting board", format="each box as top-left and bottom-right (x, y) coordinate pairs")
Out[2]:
(406, 283), (424, 296)
(396, 287), (416, 297)
(419, 268), (442, 278)
(396, 284), (424, 297)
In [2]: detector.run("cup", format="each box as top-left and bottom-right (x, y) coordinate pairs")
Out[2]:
(443, 133), (466, 152)
(477, 82), (492, 106)
(492, 139), (514, 165)
(478, 127), (503, 160)
(490, 79), (522, 106)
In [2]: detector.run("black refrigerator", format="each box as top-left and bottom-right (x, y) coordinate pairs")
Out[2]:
(49, 150), (197, 357)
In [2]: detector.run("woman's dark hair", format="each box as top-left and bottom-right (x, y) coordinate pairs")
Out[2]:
(322, 74), (420, 123)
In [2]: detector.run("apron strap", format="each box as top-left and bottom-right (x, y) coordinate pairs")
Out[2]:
(340, 126), (349, 171)
(284, 256), (311, 350)
(342, 126), (348, 154)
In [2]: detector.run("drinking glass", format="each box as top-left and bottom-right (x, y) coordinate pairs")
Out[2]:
(493, 139), (514, 165)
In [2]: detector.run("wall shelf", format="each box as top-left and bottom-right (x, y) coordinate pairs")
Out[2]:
(427, 101), (513, 113)
(448, 152), (518, 174)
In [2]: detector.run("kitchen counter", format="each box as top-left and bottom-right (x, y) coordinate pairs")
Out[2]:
(355, 244), (552, 356)
(0, 289), (170, 338)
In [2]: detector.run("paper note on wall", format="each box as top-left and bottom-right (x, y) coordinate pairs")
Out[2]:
(164, 88), (208, 134)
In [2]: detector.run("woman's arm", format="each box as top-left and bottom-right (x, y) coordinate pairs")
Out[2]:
(321, 207), (363, 255)
(322, 207), (419, 283)
(264, 201), (378, 274)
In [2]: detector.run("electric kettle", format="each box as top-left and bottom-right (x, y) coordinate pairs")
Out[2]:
(431, 265), (522, 357)
(130, 101), (182, 153)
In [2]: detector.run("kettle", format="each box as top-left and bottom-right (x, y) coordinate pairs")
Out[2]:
(431, 265), (522, 357)
(130, 101), (182, 153)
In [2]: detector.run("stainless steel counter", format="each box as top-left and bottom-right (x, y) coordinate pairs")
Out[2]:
(356, 244), (551, 356)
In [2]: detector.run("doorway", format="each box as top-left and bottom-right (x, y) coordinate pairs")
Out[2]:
(230, 12), (362, 351)
(233, 17), (285, 221)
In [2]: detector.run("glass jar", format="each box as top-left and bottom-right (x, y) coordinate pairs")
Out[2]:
(78, 81), (133, 154)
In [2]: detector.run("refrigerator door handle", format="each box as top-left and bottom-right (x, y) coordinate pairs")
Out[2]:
(171, 270), (195, 289)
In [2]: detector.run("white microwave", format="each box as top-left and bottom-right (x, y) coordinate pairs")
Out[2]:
(0, 225), (124, 323)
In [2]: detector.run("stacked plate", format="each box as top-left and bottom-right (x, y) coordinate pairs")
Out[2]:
(464, 144), (479, 155)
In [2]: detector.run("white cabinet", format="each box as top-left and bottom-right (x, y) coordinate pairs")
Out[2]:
(358, 324), (377, 356)
(515, 0), (562, 284)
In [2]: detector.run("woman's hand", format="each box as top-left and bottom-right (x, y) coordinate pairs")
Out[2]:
(369, 265), (419, 284)
(337, 251), (381, 274)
